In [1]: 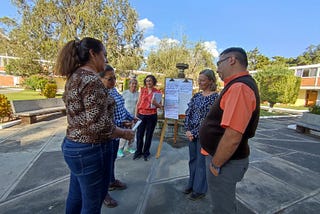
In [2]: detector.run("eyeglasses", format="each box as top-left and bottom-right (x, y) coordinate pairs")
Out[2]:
(216, 57), (231, 66)
(104, 77), (116, 81)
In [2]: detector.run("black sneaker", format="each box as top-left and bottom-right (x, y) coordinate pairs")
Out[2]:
(182, 187), (192, 194)
(133, 153), (142, 160)
(188, 192), (205, 201)
(143, 154), (150, 161)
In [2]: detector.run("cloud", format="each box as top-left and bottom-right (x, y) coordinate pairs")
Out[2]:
(142, 35), (161, 51)
(137, 18), (154, 31)
(163, 38), (179, 45)
(202, 41), (219, 58)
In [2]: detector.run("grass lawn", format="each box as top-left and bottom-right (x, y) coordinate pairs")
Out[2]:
(2, 89), (62, 101)
(260, 109), (288, 117)
(260, 103), (308, 111)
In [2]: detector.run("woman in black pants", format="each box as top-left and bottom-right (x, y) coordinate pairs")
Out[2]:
(133, 75), (162, 161)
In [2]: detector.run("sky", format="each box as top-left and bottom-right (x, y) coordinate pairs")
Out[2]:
(1, 0), (320, 59)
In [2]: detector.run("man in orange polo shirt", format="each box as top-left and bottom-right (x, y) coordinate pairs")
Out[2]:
(199, 47), (260, 213)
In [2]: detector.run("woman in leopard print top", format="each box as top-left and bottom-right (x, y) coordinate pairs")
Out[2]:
(56, 37), (134, 214)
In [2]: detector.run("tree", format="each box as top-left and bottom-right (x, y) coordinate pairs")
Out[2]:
(254, 65), (301, 109)
(0, 0), (143, 77)
(296, 44), (320, 65)
(247, 47), (270, 71)
(271, 56), (297, 67)
(146, 37), (216, 85)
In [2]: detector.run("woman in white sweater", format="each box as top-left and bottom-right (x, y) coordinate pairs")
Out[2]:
(118, 78), (140, 156)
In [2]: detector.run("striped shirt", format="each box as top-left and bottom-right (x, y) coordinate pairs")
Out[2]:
(108, 87), (134, 128)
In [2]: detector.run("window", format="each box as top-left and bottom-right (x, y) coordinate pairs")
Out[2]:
(310, 68), (317, 77)
(302, 69), (310, 77)
(302, 67), (318, 77)
(296, 69), (303, 77)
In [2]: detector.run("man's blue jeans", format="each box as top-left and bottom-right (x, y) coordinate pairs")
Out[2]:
(62, 137), (112, 214)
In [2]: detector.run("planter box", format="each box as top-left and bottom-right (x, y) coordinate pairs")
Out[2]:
(296, 112), (320, 133)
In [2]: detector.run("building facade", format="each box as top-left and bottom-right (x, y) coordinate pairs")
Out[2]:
(290, 64), (320, 106)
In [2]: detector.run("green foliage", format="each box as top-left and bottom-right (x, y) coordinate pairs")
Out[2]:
(43, 83), (57, 98)
(296, 45), (320, 65)
(0, 0), (143, 76)
(309, 105), (320, 115)
(3, 90), (61, 101)
(136, 74), (148, 89)
(22, 75), (55, 94)
(247, 48), (270, 71)
(23, 75), (41, 90)
(38, 78), (50, 93)
(5, 58), (45, 77)
(254, 65), (301, 107)
(271, 56), (297, 67)
(146, 38), (216, 83)
(0, 94), (12, 122)
(123, 78), (130, 91)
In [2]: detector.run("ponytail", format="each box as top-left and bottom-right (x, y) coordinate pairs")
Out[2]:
(55, 37), (104, 78)
(55, 40), (80, 78)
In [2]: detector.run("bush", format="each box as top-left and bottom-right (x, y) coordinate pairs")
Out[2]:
(43, 82), (57, 98)
(23, 75), (41, 90)
(23, 75), (57, 96)
(123, 78), (129, 90)
(309, 105), (320, 115)
(0, 94), (12, 122)
(37, 78), (49, 93)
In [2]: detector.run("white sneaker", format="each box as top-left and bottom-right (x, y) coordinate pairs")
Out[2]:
(126, 148), (135, 154)
(117, 149), (124, 158)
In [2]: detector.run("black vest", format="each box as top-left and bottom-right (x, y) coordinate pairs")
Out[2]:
(199, 75), (260, 159)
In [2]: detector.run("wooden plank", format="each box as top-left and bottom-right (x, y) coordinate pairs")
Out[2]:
(156, 118), (167, 159)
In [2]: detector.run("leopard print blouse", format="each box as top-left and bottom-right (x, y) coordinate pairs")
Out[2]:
(63, 68), (115, 143)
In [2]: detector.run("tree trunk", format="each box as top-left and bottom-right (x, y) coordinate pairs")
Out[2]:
(268, 102), (275, 112)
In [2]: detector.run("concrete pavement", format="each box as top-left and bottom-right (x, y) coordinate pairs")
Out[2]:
(0, 115), (320, 213)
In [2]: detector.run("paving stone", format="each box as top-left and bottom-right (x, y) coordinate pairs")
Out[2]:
(248, 146), (273, 162)
(280, 197), (320, 214)
(8, 151), (69, 199)
(253, 138), (320, 156)
(251, 157), (320, 192)
(237, 167), (305, 213)
(0, 179), (67, 214)
(251, 142), (293, 156)
(313, 192), (320, 202)
(0, 116), (320, 214)
(144, 178), (212, 214)
(0, 151), (38, 199)
(281, 152), (320, 174)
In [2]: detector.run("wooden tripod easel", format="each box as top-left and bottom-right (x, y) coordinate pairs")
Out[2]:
(156, 115), (185, 158)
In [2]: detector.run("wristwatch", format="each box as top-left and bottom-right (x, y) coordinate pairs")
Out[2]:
(210, 162), (221, 174)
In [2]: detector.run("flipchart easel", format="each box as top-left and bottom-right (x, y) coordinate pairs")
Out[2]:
(156, 77), (193, 158)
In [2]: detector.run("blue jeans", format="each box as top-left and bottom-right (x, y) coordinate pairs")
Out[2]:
(62, 137), (112, 214)
(187, 138), (207, 194)
(110, 139), (120, 183)
(136, 113), (157, 157)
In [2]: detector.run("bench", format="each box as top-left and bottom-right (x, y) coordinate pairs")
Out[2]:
(295, 112), (320, 134)
(10, 98), (66, 124)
